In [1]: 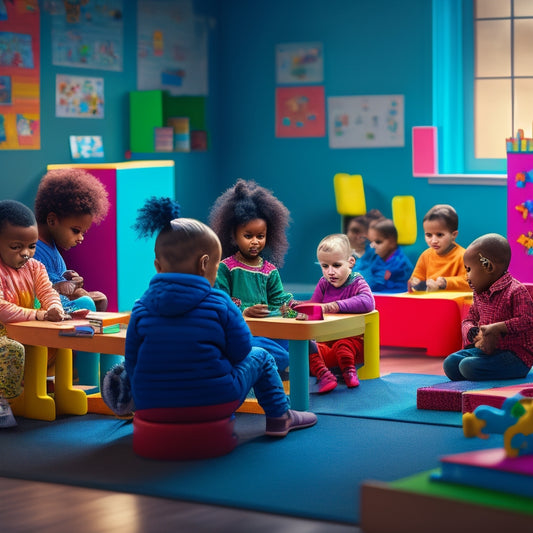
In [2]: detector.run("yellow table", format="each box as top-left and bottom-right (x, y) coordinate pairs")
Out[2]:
(245, 310), (380, 411)
(6, 320), (126, 421)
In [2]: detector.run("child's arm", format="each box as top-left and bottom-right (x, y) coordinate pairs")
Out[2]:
(335, 277), (375, 314)
(266, 269), (294, 308)
(408, 252), (427, 291)
(461, 300), (480, 347)
(219, 292), (254, 365)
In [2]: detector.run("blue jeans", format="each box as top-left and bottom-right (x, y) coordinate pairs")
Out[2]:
(443, 347), (531, 381)
(232, 347), (289, 417)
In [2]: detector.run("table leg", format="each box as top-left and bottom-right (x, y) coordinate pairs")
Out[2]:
(12, 345), (56, 421)
(54, 348), (88, 416)
(358, 311), (380, 380)
(288, 340), (309, 411)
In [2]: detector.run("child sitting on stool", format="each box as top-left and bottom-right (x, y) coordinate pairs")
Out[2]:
(443, 233), (533, 381)
(104, 197), (317, 437)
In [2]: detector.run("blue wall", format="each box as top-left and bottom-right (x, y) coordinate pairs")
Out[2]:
(0, 0), (508, 288)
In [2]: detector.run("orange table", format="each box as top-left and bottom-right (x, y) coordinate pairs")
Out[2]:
(245, 310), (380, 411)
(6, 320), (127, 421)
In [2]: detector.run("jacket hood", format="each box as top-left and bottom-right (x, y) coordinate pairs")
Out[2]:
(140, 273), (212, 317)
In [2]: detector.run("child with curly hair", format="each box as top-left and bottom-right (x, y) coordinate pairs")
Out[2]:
(103, 197), (317, 437)
(0, 200), (67, 426)
(308, 234), (375, 392)
(34, 168), (110, 313)
(208, 179), (295, 372)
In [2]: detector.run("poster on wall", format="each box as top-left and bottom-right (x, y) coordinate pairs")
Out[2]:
(48, 0), (123, 71)
(328, 95), (405, 148)
(69, 135), (104, 159)
(275, 86), (325, 138)
(137, 0), (208, 96)
(276, 42), (324, 84)
(0, 2), (40, 150)
(56, 74), (104, 118)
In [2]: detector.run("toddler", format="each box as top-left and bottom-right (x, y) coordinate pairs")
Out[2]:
(364, 218), (413, 293)
(308, 234), (375, 393)
(114, 197), (317, 437)
(408, 204), (470, 292)
(209, 179), (295, 371)
(443, 233), (533, 381)
(34, 168), (110, 313)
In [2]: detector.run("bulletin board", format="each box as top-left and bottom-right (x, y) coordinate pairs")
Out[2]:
(328, 95), (404, 149)
(0, 1), (40, 150)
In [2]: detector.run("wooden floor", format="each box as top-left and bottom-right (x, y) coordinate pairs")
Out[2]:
(0, 348), (443, 533)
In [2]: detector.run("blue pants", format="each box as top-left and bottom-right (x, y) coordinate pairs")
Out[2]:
(443, 347), (531, 381)
(232, 347), (289, 417)
(251, 337), (289, 371)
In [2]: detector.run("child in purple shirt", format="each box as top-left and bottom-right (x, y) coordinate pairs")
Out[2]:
(443, 233), (533, 381)
(308, 234), (375, 393)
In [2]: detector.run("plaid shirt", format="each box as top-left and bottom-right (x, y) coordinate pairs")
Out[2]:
(462, 272), (533, 367)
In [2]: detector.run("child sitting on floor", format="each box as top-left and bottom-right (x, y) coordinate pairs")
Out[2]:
(0, 200), (67, 426)
(34, 168), (110, 313)
(208, 179), (296, 372)
(443, 233), (533, 381)
(364, 218), (413, 293)
(307, 234), (375, 393)
(408, 204), (470, 292)
(104, 197), (317, 437)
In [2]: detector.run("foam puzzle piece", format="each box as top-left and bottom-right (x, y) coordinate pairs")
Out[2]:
(417, 380), (488, 411)
(462, 383), (533, 413)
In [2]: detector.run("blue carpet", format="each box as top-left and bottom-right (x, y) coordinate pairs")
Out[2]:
(309, 372), (533, 427)
(0, 412), (501, 524)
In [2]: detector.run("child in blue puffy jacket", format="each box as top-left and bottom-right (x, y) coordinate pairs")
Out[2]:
(105, 197), (317, 438)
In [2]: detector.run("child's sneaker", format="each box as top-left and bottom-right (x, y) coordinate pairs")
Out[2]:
(342, 367), (359, 388)
(317, 370), (337, 393)
(265, 409), (317, 437)
(0, 398), (17, 428)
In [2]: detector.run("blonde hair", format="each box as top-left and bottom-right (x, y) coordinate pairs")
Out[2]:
(317, 234), (352, 260)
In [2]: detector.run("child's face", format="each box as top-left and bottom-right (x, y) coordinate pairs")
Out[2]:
(317, 248), (355, 288)
(47, 213), (93, 250)
(234, 218), (267, 264)
(346, 220), (367, 250)
(463, 246), (492, 293)
(423, 219), (458, 256)
(0, 222), (38, 269)
(368, 227), (396, 260)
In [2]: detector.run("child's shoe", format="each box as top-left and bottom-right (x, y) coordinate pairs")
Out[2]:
(265, 409), (317, 437)
(342, 367), (359, 388)
(317, 370), (337, 393)
(0, 398), (17, 428)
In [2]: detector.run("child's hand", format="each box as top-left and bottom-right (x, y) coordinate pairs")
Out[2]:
(37, 308), (67, 322)
(54, 280), (80, 296)
(408, 277), (426, 292)
(425, 279), (440, 292)
(63, 270), (84, 288)
(243, 304), (270, 318)
(321, 302), (339, 314)
(476, 323), (507, 354)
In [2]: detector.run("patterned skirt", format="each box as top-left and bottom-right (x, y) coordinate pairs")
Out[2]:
(0, 336), (25, 399)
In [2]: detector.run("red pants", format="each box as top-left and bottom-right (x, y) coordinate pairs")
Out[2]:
(309, 336), (364, 377)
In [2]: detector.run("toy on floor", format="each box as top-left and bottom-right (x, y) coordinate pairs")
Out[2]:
(462, 387), (533, 457)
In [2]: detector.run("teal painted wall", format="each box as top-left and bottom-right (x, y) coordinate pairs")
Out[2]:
(0, 0), (508, 288)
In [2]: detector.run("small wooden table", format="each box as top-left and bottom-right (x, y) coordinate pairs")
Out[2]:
(245, 310), (380, 410)
(6, 320), (127, 421)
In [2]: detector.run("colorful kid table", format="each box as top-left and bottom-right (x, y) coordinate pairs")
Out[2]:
(245, 310), (380, 411)
(6, 319), (127, 421)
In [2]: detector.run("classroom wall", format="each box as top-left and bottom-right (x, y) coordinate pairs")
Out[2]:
(0, 0), (508, 288)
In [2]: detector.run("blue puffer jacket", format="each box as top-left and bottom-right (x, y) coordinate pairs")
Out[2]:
(125, 272), (253, 410)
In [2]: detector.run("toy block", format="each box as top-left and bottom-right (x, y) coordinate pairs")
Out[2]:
(462, 383), (533, 413)
(392, 195), (417, 245)
(333, 173), (366, 215)
(417, 380), (489, 412)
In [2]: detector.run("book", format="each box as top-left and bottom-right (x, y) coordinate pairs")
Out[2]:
(59, 325), (95, 337)
(85, 312), (130, 333)
(431, 447), (533, 499)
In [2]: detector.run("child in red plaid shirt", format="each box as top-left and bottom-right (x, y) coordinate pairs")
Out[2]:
(443, 233), (533, 381)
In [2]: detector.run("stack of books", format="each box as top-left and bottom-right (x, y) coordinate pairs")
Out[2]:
(86, 311), (130, 334)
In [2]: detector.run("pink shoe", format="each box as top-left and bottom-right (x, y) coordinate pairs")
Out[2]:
(317, 370), (337, 393)
(342, 367), (359, 388)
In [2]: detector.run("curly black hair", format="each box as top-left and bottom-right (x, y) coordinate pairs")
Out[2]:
(34, 168), (110, 224)
(0, 200), (36, 232)
(208, 179), (291, 266)
(132, 196), (181, 238)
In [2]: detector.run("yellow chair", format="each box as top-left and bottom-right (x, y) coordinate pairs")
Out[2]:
(392, 195), (417, 245)
(334, 173), (366, 231)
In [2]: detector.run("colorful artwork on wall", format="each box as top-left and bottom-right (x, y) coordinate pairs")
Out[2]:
(276, 42), (324, 84)
(275, 86), (325, 138)
(56, 74), (104, 118)
(328, 95), (405, 148)
(0, 2), (40, 150)
(69, 135), (104, 159)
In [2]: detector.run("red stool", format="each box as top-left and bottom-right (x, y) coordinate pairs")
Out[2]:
(133, 400), (240, 460)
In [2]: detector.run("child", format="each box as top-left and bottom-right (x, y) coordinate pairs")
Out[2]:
(408, 204), (470, 292)
(443, 233), (533, 381)
(208, 179), (295, 371)
(119, 197), (317, 437)
(364, 218), (413, 293)
(345, 209), (384, 278)
(0, 200), (67, 425)
(308, 234), (375, 393)
(34, 168), (110, 313)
